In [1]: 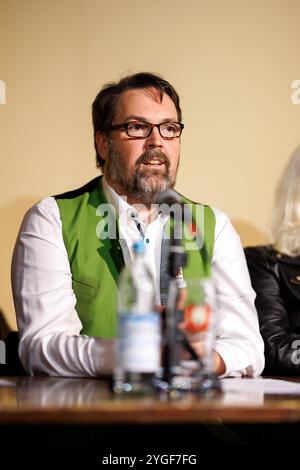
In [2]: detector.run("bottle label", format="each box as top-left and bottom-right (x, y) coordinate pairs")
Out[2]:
(119, 312), (160, 372)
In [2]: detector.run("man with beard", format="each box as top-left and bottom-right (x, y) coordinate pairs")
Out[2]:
(11, 73), (264, 378)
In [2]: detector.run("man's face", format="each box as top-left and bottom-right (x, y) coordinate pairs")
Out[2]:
(102, 88), (181, 205)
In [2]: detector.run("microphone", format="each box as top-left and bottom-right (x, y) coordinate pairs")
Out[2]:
(156, 188), (206, 265)
(155, 189), (195, 238)
(156, 190), (221, 394)
(155, 190), (186, 386)
(155, 188), (182, 207)
(155, 189), (187, 278)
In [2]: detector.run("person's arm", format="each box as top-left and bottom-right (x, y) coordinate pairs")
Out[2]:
(211, 209), (265, 377)
(245, 247), (300, 375)
(11, 197), (114, 377)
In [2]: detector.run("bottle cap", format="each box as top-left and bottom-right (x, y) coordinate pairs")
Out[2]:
(183, 303), (211, 333)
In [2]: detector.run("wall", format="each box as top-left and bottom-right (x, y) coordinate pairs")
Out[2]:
(1, 0), (300, 329)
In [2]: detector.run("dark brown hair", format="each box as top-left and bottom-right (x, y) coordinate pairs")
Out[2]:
(92, 72), (182, 168)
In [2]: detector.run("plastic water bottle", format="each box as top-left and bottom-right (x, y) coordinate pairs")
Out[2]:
(113, 241), (161, 394)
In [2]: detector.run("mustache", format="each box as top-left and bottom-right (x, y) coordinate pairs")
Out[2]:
(135, 150), (170, 170)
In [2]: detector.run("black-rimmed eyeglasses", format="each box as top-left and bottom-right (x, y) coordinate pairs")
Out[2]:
(109, 120), (184, 139)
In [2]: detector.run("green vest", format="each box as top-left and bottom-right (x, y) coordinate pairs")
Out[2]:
(55, 177), (215, 338)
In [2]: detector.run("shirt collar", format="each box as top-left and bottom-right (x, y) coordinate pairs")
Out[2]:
(102, 176), (132, 219)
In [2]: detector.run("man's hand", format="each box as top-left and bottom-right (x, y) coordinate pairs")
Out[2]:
(178, 325), (226, 376)
(213, 350), (226, 376)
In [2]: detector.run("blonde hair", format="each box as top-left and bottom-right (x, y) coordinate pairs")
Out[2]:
(269, 146), (300, 256)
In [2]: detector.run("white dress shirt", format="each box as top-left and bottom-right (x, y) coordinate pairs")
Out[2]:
(11, 179), (264, 377)
(102, 177), (168, 306)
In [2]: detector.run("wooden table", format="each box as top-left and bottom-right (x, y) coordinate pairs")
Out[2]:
(1, 376), (300, 424)
(2, 376), (300, 459)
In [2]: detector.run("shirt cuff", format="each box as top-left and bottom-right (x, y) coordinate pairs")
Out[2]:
(214, 341), (252, 378)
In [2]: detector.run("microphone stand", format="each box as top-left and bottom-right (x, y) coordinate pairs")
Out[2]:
(163, 218), (187, 388)
(157, 190), (221, 395)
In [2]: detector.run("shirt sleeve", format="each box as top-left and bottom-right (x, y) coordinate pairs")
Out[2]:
(211, 208), (265, 377)
(11, 197), (114, 377)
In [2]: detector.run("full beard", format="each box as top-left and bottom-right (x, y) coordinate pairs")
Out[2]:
(104, 145), (178, 205)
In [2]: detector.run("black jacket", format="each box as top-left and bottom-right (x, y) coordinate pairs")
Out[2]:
(245, 245), (300, 375)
